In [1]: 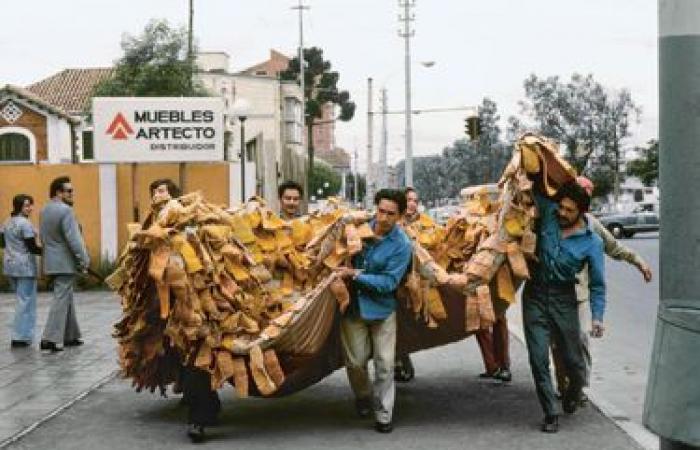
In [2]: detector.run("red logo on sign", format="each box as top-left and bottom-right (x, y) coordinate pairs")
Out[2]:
(106, 112), (134, 140)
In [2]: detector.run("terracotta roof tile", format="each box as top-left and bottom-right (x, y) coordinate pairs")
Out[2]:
(26, 68), (114, 114)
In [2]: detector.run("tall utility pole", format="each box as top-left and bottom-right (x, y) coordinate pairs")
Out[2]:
(188, 0), (194, 82)
(366, 78), (375, 208)
(379, 87), (388, 189)
(644, 2), (700, 449)
(398, 0), (415, 186)
(182, 0), (195, 192)
(353, 145), (359, 205)
(291, 0), (310, 203)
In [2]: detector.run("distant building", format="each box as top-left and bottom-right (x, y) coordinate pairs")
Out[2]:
(195, 51), (305, 209)
(25, 68), (114, 162)
(0, 84), (80, 164)
(241, 49), (337, 158)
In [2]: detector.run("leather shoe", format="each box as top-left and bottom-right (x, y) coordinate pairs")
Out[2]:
(355, 397), (372, 418)
(478, 368), (499, 379)
(394, 355), (415, 383)
(562, 387), (582, 414)
(374, 421), (393, 433)
(186, 424), (206, 443)
(541, 415), (559, 433)
(10, 340), (30, 348)
(64, 339), (84, 347)
(495, 368), (512, 383)
(40, 340), (64, 352)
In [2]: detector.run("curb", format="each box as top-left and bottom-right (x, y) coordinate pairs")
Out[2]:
(0, 369), (119, 449)
(507, 323), (658, 450)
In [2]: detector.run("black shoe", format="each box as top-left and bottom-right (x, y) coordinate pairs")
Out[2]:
(394, 355), (415, 383)
(579, 392), (589, 407)
(374, 421), (393, 433)
(39, 340), (63, 352)
(495, 368), (512, 383)
(355, 397), (372, 418)
(186, 424), (206, 443)
(562, 387), (581, 414)
(64, 339), (84, 347)
(10, 340), (30, 348)
(478, 368), (499, 379)
(541, 415), (559, 433)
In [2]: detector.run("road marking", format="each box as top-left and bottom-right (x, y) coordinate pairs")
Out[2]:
(0, 370), (119, 448)
(508, 322), (659, 450)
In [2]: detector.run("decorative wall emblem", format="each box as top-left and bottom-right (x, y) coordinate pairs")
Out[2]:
(1, 101), (23, 124)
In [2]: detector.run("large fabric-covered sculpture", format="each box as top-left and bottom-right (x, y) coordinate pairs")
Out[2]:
(107, 133), (575, 398)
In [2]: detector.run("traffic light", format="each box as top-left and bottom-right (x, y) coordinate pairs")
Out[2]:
(465, 115), (481, 141)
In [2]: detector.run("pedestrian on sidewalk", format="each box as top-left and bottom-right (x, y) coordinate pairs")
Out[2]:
(335, 189), (413, 434)
(2, 194), (42, 348)
(551, 176), (652, 398)
(39, 176), (90, 353)
(524, 180), (607, 433)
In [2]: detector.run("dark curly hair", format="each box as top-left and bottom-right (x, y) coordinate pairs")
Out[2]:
(555, 181), (591, 213)
(374, 188), (407, 214)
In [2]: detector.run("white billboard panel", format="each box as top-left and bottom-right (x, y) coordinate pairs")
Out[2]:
(93, 97), (224, 162)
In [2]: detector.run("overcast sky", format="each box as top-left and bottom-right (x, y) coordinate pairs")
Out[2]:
(0, 0), (657, 167)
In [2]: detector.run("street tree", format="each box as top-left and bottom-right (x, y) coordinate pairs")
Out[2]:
(627, 139), (659, 186)
(280, 47), (356, 177)
(396, 98), (511, 203)
(309, 162), (342, 200)
(92, 19), (207, 99)
(517, 74), (641, 189)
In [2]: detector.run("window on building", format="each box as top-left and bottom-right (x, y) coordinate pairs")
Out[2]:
(82, 130), (94, 160)
(246, 140), (256, 162)
(0, 133), (30, 161)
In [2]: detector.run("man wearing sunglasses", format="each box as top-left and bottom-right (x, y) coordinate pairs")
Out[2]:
(39, 176), (89, 353)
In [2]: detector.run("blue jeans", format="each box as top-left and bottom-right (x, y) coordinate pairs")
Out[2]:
(9, 277), (37, 342)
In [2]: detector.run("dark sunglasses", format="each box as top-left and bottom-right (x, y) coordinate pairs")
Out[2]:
(62, 188), (74, 193)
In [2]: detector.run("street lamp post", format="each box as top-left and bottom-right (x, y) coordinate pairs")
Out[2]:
(239, 116), (247, 203)
(231, 98), (252, 204)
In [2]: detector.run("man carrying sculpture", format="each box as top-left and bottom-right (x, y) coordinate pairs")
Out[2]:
(335, 189), (413, 433)
(524, 180), (607, 433)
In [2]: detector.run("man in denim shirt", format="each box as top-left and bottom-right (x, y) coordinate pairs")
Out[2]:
(523, 181), (606, 433)
(335, 189), (412, 434)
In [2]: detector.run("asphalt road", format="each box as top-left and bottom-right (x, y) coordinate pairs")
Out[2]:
(0, 235), (659, 449)
(588, 232), (659, 425)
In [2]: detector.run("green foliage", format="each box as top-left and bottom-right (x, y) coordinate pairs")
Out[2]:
(280, 47), (356, 126)
(92, 19), (208, 100)
(309, 162), (342, 199)
(627, 139), (659, 186)
(76, 254), (117, 291)
(515, 73), (641, 174)
(396, 98), (512, 203)
(588, 166), (616, 198)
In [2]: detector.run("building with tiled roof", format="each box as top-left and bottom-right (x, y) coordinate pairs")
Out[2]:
(317, 146), (350, 170)
(239, 50), (291, 78)
(26, 68), (114, 115)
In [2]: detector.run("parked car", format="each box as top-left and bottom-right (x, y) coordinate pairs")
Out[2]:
(597, 203), (659, 238)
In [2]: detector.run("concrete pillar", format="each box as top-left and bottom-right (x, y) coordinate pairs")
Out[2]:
(643, 2), (700, 448)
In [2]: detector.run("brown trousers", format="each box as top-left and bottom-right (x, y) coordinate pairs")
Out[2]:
(475, 314), (510, 373)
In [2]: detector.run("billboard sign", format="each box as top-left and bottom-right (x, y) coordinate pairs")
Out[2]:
(93, 97), (225, 162)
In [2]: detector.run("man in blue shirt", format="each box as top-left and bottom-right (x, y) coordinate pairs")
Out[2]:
(335, 189), (413, 434)
(523, 181), (606, 433)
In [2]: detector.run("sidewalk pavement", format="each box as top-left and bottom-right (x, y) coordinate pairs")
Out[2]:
(0, 291), (643, 449)
(0, 289), (120, 446)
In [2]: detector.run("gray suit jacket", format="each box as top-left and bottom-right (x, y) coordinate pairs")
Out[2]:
(40, 200), (90, 274)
